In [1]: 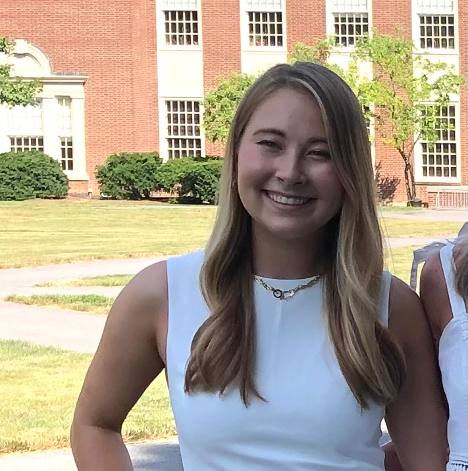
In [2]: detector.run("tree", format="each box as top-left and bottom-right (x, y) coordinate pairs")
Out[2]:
(202, 30), (465, 203)
(203, 72), (256, 144)
(351, 29), (465, 203)
(0, 37), (42, 106)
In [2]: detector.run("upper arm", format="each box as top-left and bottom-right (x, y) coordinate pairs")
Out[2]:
(73, 261), (168, 432)
(385, 277), (448, 471)
(420, 253), (453, 345)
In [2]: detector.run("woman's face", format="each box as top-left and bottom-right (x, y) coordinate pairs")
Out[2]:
(236, 88), (344, 244)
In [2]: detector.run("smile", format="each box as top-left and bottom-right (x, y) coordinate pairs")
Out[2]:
(265, 191), (312, 206)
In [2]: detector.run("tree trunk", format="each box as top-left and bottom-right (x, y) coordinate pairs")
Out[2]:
(399, 151), (417, 202)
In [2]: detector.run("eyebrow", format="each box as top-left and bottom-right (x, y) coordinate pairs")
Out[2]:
(252, 128), (328, 145)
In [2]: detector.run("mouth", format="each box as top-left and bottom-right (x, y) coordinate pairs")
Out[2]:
(263, 190), (314, 206)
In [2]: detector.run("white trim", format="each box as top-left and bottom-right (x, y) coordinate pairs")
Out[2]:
(0, 40), (89, 182)
(0, 39), (52, 77)
(412, 0), (459, 55)
(240, 0), (287, 51)
(157, 0), (202, 51)
(326, 0), (371, 51)
(159, 97), (205, 161)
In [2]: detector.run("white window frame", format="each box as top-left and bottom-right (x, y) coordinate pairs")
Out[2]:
(413, 0), (458, 54)
(158, 0), (202, 51)
(241, 0), (286, 51)
(415, 103), (461, 183)
(57, 97), (74, 172)
(161, 98), (205, 160)
(328, 0), (370, 50)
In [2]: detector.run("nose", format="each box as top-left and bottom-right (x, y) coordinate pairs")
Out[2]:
(275, 150), (305, 185)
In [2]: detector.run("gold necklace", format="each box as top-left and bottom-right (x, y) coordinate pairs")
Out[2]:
(253, 274), (322, 301)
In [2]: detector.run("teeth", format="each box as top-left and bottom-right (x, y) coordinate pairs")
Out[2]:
(267, 192), (310, 205)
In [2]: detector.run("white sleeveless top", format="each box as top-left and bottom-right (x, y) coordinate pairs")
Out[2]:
(438, 244), (468, 471)
(166, 251), (393, 471)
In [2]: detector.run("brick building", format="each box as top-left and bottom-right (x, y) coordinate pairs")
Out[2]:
(0, 0), (466, 207)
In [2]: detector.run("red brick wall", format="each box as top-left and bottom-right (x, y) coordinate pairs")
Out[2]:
(286, 0), (326, 48)
(0, 0), (159, 194)
(201, 0), (241, 158)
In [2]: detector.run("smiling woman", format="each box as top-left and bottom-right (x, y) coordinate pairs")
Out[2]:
(71, 63), (448, 471)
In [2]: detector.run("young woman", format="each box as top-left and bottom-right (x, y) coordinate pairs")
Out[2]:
(71, 62), (447, 470)
(419, 223), (467, 470)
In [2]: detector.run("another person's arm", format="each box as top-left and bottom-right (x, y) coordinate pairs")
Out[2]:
(385, 277), (448, 471)
(71, 262), (168, 471)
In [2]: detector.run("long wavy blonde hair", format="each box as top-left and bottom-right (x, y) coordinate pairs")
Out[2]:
(185, 62), (405, 408)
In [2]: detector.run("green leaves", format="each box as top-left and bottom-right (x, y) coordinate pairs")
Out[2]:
(0, 151), (69, 201)
(203, 72), (257, 144)
(0, 37), (43, 107)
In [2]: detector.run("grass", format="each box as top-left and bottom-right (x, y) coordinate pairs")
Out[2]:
(37, 274), (133, 287)
(4, 295), (115, 315)
(0, 340), (175, 454)
(385, 245), (419, 285)
(0, 199), (216, 268)
(0, 199), (463, 268)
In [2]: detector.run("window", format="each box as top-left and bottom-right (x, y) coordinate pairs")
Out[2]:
(246, 0), (284, 47)
(165, 100), (202, 159)
(419, 15), (455, 49)
(420, 105), (457, 179)
(10, 136), (44, 152)
(162, 0), (199, 46)
(7, 100), (44, 152)
(58, 97), (73, 171)
(332, 0), (369, 47)
(417, 0), (455, 49)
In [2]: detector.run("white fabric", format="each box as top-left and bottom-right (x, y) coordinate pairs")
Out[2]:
(438, 244), (468, 471)
(166, 250), (393, 471)
(410, 222), (468, 291)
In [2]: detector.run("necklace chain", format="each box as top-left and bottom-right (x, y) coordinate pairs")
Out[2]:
(253, 274), (322, 301)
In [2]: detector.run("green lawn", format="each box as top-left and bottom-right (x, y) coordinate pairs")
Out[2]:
(0, 340), (175, 454)
(0, 199), (462, 268)
(5, 294), (115, 315)
(37, 274), (133, 287)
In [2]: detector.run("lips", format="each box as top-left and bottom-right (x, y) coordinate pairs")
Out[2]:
(264, 190), (313, 206)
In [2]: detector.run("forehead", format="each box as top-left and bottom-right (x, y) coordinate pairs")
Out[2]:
(245, 88), (326, 137)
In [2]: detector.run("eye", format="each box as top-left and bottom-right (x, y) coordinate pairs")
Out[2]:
(257, 140), (281, 151)
(307, 149), (330, 160)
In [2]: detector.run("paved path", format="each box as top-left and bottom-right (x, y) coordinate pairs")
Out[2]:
(380, 209), (467, 221)
(0, 439), (183, 471)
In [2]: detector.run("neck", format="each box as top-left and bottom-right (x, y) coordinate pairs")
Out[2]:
(251, 227), (327, 279)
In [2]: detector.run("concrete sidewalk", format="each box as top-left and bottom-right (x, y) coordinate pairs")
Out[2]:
(0, 439), (183, 471)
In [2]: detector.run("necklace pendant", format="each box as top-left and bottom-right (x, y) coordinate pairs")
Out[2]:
(272, 289), (284, 300)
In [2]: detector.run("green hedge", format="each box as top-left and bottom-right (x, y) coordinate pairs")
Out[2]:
(0, 151), (69, 201)
(96, 152), (222, 204)
(177, 159), (223, 204)
(95, 152), (162, 200)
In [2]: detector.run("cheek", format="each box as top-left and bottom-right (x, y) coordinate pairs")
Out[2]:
(237, 142), (265, 184)
(314, 165), (345, 201)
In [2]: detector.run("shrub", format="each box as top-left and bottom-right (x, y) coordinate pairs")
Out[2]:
(95, 152), (162, 200)
(178, 159), (223, 204)
(155, 157), (197, 193)
(0, 151), (69, 201)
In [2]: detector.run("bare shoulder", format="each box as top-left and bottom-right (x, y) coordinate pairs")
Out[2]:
(122, 260), (168, 308)
(420, 252), (451, 341)
(387, 276), (427, 349)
